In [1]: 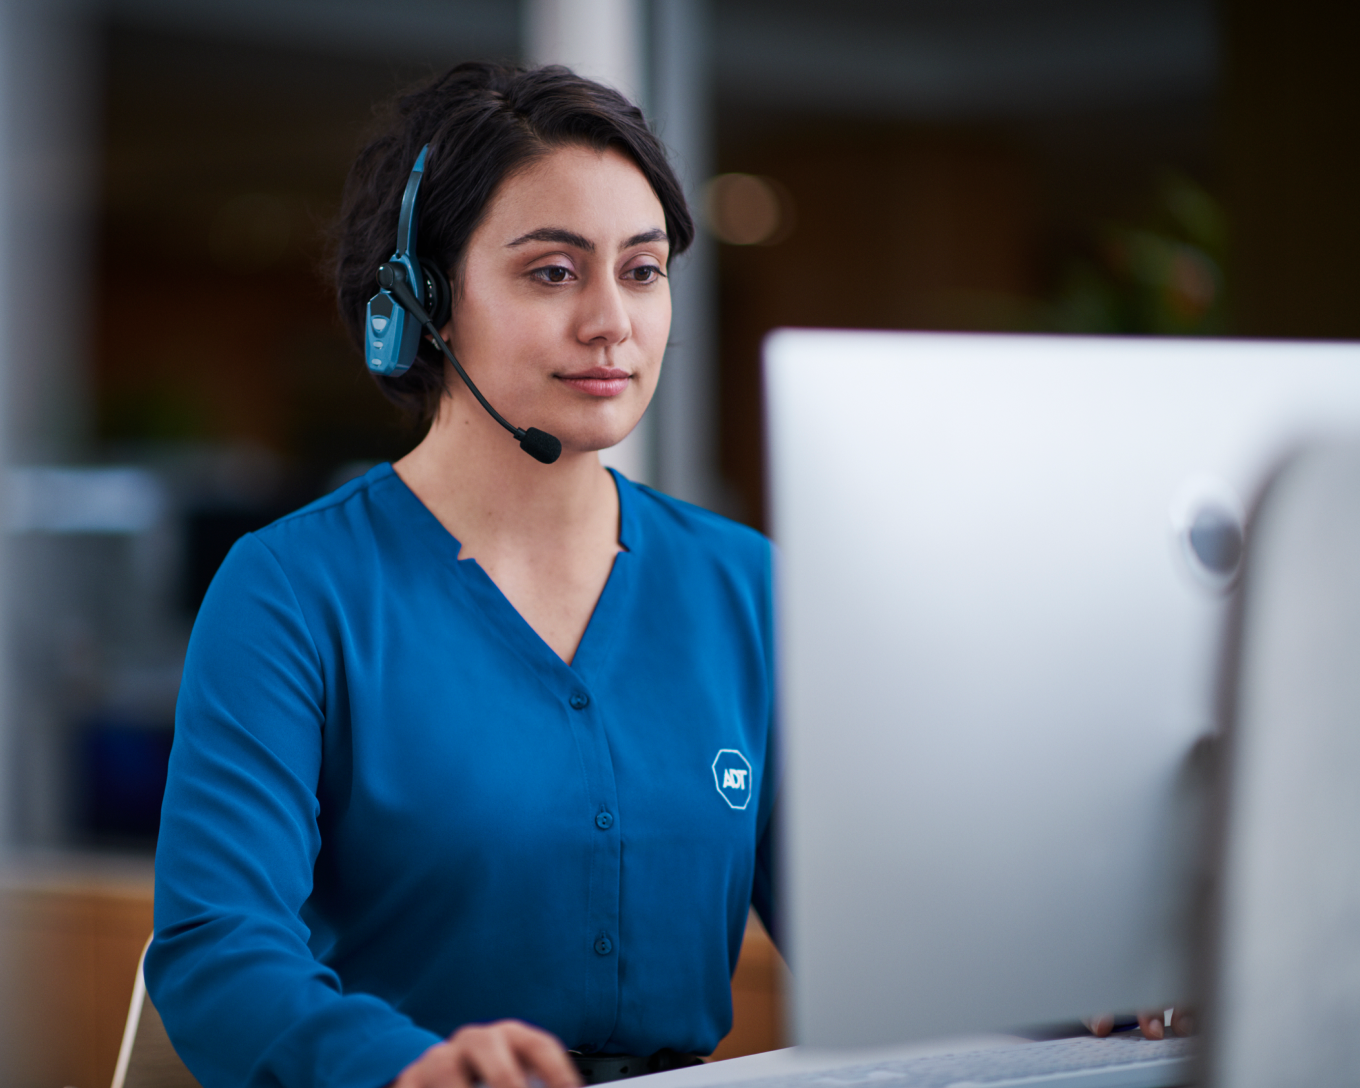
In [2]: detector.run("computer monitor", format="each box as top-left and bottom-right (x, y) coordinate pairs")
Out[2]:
(765, 331), (1360, 1047)
(1204, 441), (1360, 1088)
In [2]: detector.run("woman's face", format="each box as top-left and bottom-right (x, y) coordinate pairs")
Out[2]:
(440, 144), (672, 456)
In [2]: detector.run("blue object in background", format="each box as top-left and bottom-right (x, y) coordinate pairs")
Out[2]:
(81, 717), (174, 844)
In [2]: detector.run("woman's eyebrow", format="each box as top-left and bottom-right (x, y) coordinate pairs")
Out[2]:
(624, 228), (668, 248)
(506, 226), (669, 251)
(507, 227), (594, 251)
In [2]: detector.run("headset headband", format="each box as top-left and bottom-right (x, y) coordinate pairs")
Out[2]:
(395, 145), (427, 258)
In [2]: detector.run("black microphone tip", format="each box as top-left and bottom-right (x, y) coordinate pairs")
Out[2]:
(519, 427), (562, 464)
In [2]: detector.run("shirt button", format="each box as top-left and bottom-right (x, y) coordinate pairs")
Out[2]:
(594, 935), (613, 956)
(595, 811), (614, 830)
(569, 692), (590, 710)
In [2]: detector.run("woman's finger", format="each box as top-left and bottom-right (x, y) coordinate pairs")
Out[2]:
(1170, 1007), (1196, 1036)
(393, 1040), (473, 1088)
(1084, 1014), (1115, 1037)
(459, 1026), (532, 1088)
(436, 1044), (475, 1088)
(504, 1023), (582, 1088)
(394, 1021), (579, 1088)
(1137, 1010), (1164, 1040)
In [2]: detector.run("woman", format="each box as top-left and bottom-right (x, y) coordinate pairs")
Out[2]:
(146, 62), (777, 1088)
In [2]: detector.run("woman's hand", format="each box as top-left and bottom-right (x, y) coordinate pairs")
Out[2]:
(1086, 1008), (1195, 1040)
(393, 1020), (582, 1088)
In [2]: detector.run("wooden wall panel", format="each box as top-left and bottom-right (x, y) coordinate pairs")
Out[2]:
(0, 870), (155, 1088)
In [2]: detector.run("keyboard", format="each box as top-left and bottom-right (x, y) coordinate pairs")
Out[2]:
(702, 1035), (1195, 1088)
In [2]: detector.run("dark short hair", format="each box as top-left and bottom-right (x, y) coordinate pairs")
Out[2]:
(334, 61), (695, 423)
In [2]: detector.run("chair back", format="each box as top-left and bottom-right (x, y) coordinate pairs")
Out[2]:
(110, 937), (202, 1088)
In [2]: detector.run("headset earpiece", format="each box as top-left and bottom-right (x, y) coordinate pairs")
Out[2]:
(419, 258), (452, 330)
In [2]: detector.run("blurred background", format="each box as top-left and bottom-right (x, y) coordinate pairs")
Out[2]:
(0, 0), (1356, 1084)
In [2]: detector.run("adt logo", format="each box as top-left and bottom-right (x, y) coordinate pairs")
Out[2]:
(712, 749), (753, 810)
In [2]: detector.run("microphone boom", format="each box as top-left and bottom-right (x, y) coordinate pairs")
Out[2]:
(376, 263), (562, 464)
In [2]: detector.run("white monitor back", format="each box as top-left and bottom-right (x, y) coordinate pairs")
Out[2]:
(1206, 443), (1360, 1088)
(766, 331), (1360, 1046)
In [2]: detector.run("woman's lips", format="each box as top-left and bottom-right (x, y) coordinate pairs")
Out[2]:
(557, 367), (631, 398)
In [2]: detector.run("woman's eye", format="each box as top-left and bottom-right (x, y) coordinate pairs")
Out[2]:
(626, 265), (663, 283)
(532, 265), (573, 284)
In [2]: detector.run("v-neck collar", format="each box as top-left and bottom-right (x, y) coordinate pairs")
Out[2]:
(375, 463), (639, 684)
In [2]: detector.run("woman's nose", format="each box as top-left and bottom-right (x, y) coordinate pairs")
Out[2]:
(575, 275), (631, 346)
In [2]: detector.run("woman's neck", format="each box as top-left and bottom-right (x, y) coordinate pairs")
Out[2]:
(393, 390), (622, 560)
(394, 391), (625, 663)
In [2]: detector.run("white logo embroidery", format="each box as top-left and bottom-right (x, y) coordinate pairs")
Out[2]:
(712, 749), (754, 810)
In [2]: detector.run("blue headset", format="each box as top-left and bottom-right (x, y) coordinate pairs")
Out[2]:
(364, 146), (452, 378)
(363, 145), (561, 464)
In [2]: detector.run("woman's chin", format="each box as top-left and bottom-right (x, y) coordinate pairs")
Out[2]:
(547, 409), (649, 458)
(568, 427), (642, 457)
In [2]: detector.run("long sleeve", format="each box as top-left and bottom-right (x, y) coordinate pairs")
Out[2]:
(750, 538), (780, 951)
(751, 801), (780, 951)
(146, 534), (441, 1088)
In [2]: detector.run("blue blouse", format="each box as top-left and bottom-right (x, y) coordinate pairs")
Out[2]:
(146, 464), (777, 1088)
